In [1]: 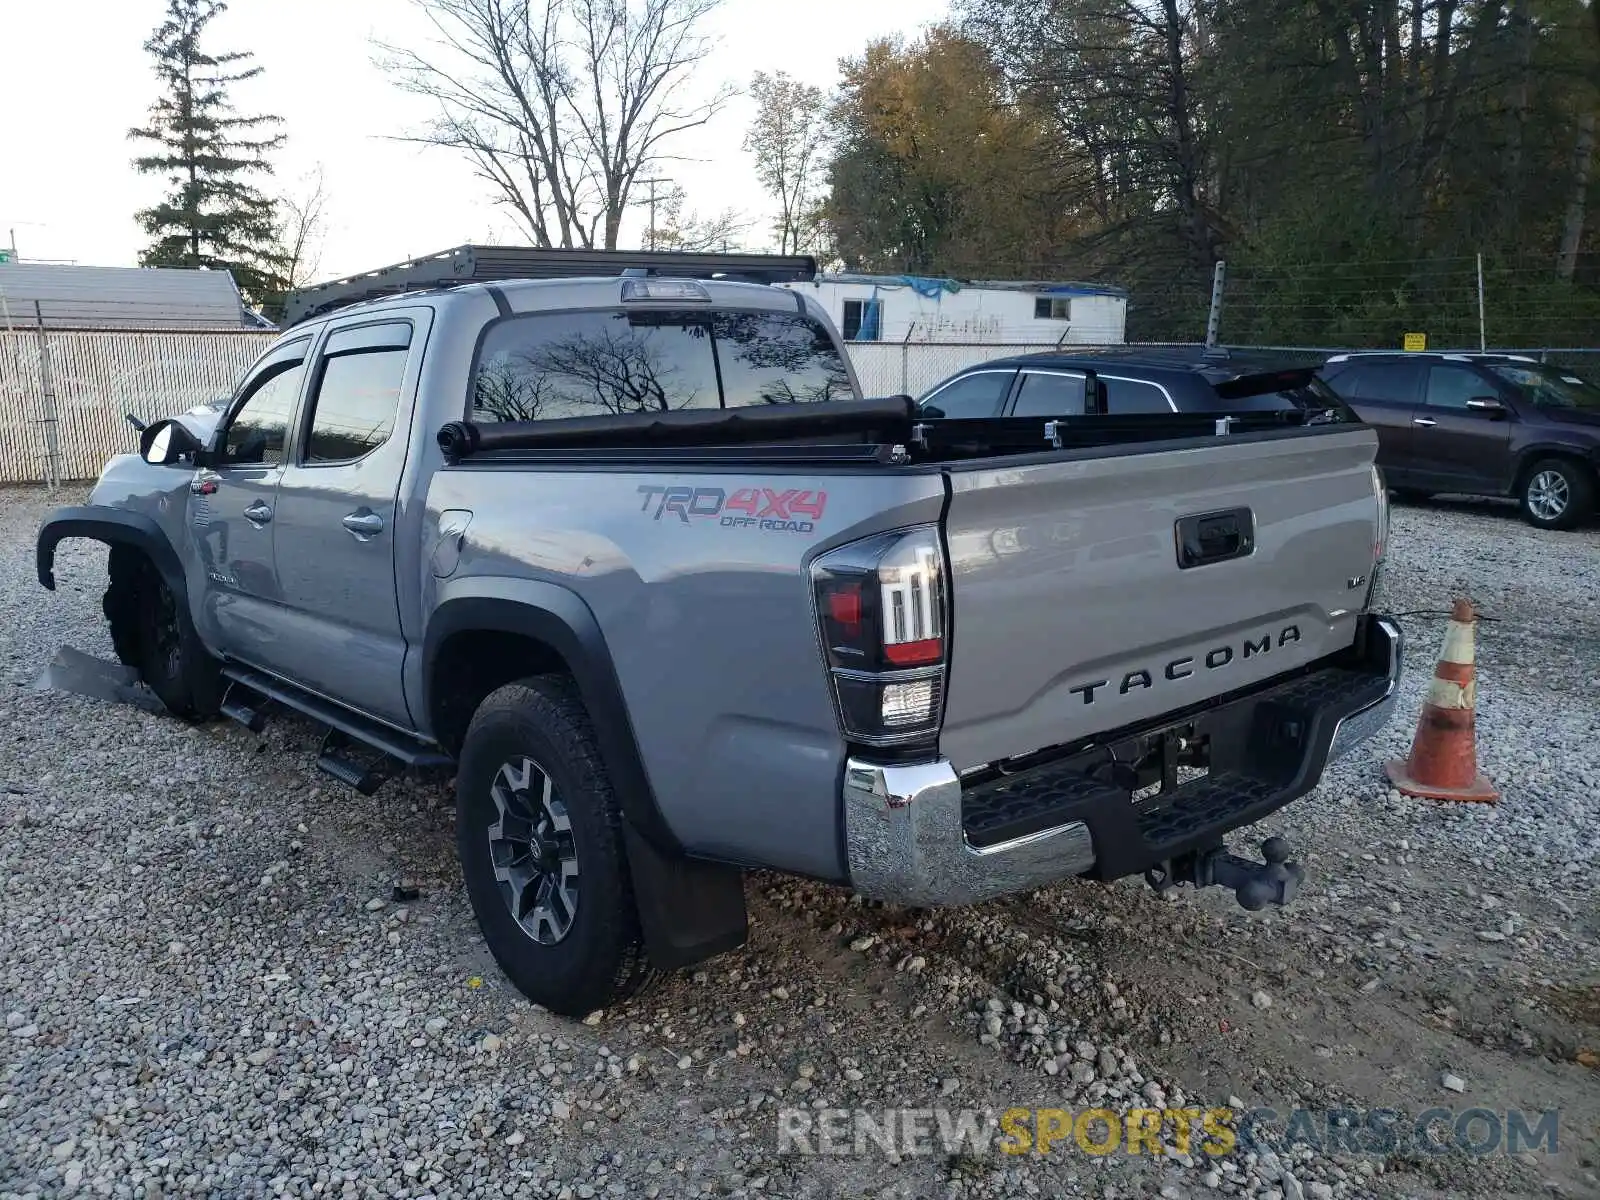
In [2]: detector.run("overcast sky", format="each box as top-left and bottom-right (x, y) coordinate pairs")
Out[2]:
(4, 0), (944, 280)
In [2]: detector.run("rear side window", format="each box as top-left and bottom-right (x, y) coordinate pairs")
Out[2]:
(919, 370), (1014, 418)
(1104, 378), (1172, 413)
(471, 309), (851, 422)
(1323, 361), (1420, 403)
(304, 321), (412, 463)
(1011, 371), (1085, 416)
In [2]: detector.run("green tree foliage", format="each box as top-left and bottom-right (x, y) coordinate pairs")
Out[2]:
(128, 0), (288, 310)
(824, 1), (1600, 344)
(823, 29), (1080, 274)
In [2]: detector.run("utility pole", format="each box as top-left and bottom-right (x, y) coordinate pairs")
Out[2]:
(1204, 260), (1227, 348)
(634, 178), (670, 250)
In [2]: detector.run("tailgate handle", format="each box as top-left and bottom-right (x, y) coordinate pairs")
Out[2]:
(1176, 507), (1255, 569)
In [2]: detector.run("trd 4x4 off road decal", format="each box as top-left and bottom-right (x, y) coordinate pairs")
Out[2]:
(636, 485), (828, 534)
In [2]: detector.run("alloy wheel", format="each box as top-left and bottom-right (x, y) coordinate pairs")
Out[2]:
(1527, 470), (1570, 522)
(487, 756), (580, 945)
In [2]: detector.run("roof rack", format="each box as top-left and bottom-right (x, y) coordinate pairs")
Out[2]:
(282, 244), (818, 326)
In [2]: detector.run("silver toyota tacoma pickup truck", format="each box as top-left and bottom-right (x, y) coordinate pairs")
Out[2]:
(36, 247), (1403, 1016)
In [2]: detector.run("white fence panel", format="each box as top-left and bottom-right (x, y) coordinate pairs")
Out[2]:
(0, 330), (273, 483)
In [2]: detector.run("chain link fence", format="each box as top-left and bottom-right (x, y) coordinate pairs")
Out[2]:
(2, 328), (1597, 485)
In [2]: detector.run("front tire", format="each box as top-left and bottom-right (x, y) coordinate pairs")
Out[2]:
(455, 676), (657, 1016)
(104, 547), (219, 720)
(1519, 458), (1593, 530)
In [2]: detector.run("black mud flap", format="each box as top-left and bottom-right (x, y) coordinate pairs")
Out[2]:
(621, 822), (749, 971)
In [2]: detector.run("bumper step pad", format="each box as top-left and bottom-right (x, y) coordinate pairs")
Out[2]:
(960, 664), (1392, 868)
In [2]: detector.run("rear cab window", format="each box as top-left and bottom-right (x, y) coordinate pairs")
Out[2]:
(471, 308), (853, 422)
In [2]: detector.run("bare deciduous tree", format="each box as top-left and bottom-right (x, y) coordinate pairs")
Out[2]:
(649, 184), (750, 252)
(378, 0), (733, 250)
(274, 165), (330, 291)
(744, 71), (827, 254)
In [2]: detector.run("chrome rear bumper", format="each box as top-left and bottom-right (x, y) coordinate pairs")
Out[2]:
(842, 615), (1403, 907)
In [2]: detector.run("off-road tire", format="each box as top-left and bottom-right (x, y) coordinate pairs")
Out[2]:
(456, 675), (658, 1017)
(103, 546), (220, 720)
(1519, 457), (1594, 531)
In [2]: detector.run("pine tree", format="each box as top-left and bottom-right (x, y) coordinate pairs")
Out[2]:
(128, 0), (288, 309)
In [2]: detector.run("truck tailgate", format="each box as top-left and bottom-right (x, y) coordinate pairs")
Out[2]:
(938, 427), (1382, 771)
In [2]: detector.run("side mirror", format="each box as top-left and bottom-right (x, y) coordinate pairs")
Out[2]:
(140, 419), (203, 466)
(1466, 396), (1506, 417)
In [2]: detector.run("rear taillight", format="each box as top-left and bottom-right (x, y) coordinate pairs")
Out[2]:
(811, 526), (949, 746)
(1366, 464), (1389, 612)
(1372, 464), (1389, 563)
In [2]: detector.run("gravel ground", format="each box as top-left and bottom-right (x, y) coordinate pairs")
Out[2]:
(1, 484), (1597, 1200)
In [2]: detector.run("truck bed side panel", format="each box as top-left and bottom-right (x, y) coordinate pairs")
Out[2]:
(425, 464), (944, 881)
(938, 427), (1382, 771)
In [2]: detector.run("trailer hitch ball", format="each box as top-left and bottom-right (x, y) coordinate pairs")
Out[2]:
(1152, 837), (1307, 910)
(1235, 837), (1302, 910)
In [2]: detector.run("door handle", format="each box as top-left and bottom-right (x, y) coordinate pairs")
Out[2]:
(1412, 417), (1437, 427)
(342, 511), (385, 537)
(243, 501), (273, 525)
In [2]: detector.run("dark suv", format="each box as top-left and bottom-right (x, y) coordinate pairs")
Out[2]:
(1317, 352), (1600, 529)
(916, 348), (1358, 420)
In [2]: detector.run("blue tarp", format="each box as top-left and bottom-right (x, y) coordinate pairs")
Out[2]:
(857, 295), (882, 340)
(1040, 284), (1124, 297)
(894, 275), (963, 298)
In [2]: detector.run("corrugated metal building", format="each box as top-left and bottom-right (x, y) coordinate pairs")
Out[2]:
(0, 262), (270, 331)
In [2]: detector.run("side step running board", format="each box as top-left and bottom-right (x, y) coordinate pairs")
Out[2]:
(219, 665), (454, 793)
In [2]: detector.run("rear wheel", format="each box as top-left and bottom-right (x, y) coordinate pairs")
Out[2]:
(1519, 458), (1593, 530)
(455, 676), (657, 1016)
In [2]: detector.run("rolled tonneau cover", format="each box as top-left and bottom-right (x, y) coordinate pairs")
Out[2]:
(436, 395), (919, 459)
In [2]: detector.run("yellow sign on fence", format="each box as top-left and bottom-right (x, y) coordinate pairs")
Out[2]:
(1402, 332), (1427, 352)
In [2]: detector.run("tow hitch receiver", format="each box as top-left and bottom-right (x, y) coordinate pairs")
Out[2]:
(1147, 836), (1306, 911)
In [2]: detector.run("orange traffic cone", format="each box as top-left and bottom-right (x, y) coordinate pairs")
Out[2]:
(1385, 599), (1499, 804)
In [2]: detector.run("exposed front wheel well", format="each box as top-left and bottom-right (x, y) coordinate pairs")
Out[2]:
(427, 630), (573, 757)
(93, 539), (220, 718)
(103, 542), (150, 667)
